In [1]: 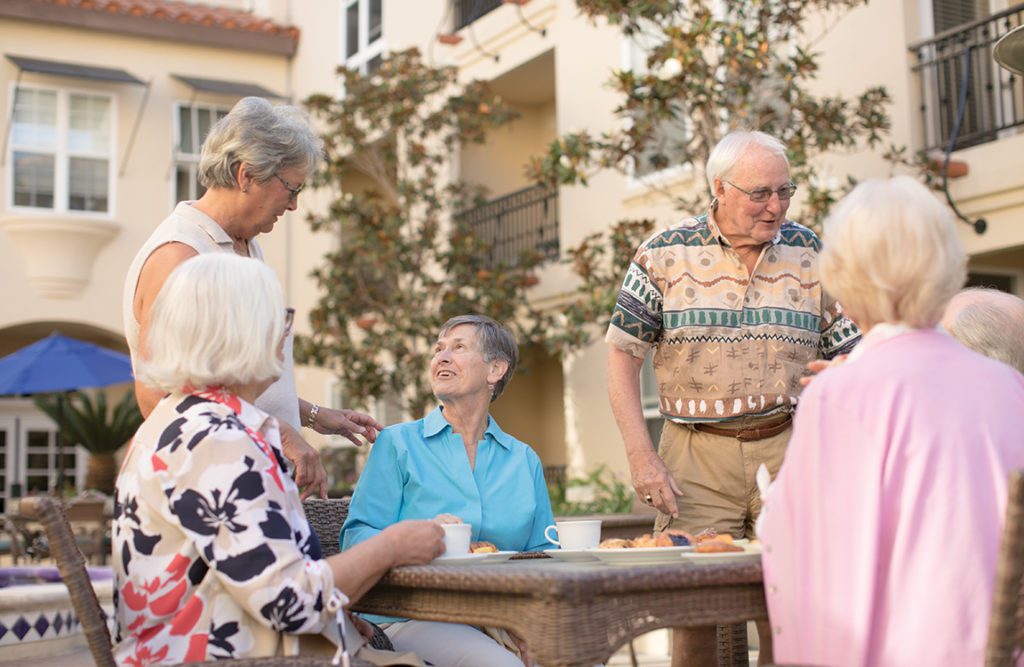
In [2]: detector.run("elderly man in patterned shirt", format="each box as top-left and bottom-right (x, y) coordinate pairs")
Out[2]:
(606, 130), (859, 667)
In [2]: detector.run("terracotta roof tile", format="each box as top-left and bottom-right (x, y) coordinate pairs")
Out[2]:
(27, 0), (300, 40)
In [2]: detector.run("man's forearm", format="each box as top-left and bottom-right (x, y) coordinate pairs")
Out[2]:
(607, 347), (656, 459)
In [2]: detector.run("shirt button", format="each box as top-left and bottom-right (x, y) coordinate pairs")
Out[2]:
(774, 626), (783, 635)
(764, 544), (772, 553)
(769, 585), (778, 594)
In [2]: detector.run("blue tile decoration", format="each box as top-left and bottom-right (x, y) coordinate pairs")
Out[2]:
(0, 621), (7, 640)
(12, 617), (29, 640)
(33, 614), (48, 637)
(52, 613), (62, 634)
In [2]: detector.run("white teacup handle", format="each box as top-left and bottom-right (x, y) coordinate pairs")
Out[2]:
(544, 524), (561, 546)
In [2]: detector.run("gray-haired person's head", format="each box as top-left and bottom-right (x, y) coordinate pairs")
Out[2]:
(943, 288), (1024, 374)
(706, 130), (789, 194)
(198, 96), (324, 189)
(438, 315), (519, 401)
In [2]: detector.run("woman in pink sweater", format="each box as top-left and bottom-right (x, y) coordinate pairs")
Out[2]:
(759, 176), (1024, 666)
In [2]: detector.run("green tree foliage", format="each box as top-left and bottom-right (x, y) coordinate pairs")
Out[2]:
(300, 49), (555, 418)
(525, 0), (900, 340)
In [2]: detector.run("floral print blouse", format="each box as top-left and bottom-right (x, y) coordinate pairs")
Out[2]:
(112, 389), (343, 666)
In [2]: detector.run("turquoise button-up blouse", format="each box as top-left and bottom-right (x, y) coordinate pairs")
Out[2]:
(341, 406), (555, 553)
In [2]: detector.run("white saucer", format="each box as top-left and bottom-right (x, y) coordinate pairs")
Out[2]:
(681, 544), (762, 565)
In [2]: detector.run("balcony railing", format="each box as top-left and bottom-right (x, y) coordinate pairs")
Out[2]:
(453, 0), (503, 32)
(457, 184), (559, 268)
(911, 5), (1024, 153)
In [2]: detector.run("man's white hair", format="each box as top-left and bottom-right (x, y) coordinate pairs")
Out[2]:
(945, 288), (1024, 374)
(705, 130), (789, 193)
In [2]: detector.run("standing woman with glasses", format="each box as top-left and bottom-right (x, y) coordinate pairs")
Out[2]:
(123, 97), (383, 502)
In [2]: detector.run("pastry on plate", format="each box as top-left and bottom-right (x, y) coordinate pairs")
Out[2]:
(471, 541), (498, 553)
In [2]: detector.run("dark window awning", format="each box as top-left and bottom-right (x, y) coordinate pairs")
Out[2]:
(6, 55), (144, 85)
(172, 74), (284, 99)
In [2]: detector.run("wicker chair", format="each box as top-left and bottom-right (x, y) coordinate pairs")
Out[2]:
(986, 470), (1024, 666)
(302, 497), (350, 558)
(19, 496), (372, 667)
(302, 497), (395, 653)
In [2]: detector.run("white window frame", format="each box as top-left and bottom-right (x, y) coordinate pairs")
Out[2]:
(966, 265), (1024, 297)
(6, 83), (117, 218)
(171, 101), (231, 206)
(618, 27), (695, 190)
(341, 0), (386, 76)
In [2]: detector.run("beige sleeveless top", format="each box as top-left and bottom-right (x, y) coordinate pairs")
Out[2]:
(122, 202), (301, 429)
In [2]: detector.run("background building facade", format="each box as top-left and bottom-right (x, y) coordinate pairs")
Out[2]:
(1, 0), (1021, 507)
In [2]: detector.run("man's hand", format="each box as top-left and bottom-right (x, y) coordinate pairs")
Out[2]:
(799, 354), (849, 387)
(310, 407), (384, 447)
(279, 422), (328, 499)
(628, 449), (684, 517)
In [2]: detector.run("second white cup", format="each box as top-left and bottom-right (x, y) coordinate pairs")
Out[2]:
(441, 522), (472, 556)
(544, 519), (602, 550)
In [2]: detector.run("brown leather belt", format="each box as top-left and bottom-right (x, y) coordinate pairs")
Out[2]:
(692, 414), (793, 442)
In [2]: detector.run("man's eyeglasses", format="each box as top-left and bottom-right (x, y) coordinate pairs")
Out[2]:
(725, 180), (797, 203)
(284, 307), (295, 335)
(273, 173), (305, 200)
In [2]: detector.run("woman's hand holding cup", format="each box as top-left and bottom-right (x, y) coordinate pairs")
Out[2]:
(382, 520), (445, 566)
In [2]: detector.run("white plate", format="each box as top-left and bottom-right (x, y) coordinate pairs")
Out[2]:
(546, 548), (600, 562)
(588, 545), (694, 566)
(478, 550), (517, 563)
(431, 552), (493, 565)
(431, 551), (517, 565)
(681, 545), (762, 565)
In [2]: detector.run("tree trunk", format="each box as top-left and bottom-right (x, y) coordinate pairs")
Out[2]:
(85, 453), (118, 495)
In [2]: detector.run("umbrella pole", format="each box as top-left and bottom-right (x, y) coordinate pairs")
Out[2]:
(55, 392), (65, 499)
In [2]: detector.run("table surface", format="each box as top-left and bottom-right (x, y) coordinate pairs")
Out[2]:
(353, 556), (768, 667)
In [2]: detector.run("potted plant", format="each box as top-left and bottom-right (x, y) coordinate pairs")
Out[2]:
(34, 390), (142, 495)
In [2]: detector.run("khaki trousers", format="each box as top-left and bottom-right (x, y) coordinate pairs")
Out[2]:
(654, 420), (791, 539)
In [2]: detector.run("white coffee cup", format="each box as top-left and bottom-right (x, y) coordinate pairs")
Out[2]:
(441, 523), (472, 556)
(544, 519), (602, 550)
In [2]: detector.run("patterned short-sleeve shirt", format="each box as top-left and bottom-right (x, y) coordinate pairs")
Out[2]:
(112, 389), (341, 665)
(606, 212), (860, 424)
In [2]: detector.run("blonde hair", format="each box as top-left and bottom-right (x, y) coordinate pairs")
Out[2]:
(819, 176), (966, 329)
(136, 254), (286, 393)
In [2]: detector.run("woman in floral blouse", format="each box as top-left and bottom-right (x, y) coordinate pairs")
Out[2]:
(113, 253), (443, 665)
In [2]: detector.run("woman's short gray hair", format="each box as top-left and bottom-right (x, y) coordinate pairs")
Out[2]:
(819, 176), (967, 329)
(705, 130), (789, 192)
(198, 96), (324, 189)
(439, 315), (519, 402)
(135, 254), (286, 393)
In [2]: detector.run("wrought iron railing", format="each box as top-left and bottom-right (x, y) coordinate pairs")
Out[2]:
(457, 184), (560, 268)
(453, 0), (504, 31)
(910, 5), (1024, 153)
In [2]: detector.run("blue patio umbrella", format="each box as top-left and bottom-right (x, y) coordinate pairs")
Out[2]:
(0, 332), (135, 496)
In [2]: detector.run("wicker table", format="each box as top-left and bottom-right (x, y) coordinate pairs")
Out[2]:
(352, 558), (767, 667)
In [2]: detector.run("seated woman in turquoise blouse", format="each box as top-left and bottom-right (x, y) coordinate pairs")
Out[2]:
(341, 314), (554, 667)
